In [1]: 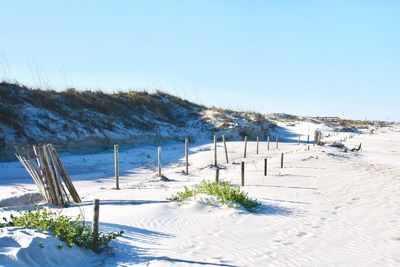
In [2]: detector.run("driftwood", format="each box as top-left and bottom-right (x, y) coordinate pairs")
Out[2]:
(344, 143), (362, 153)
(350, 143), (362, 152)
(330, 142), (362, 153)
(15, 144), (81, 206)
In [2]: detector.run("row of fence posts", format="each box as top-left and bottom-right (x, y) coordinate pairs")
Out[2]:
(240, 134), (307, 157)
(112, 134), (311, 189)
(214, 134), (310, 186)
(238, 152), (284, 186)
(157, 138), (190, 179)
(94, 134), (314, 252)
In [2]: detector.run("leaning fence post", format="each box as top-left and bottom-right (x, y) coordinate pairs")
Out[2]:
(185, 138), (189, 175)
(92, 199), (100, 253)
(264, 158), (267, 176)
(244, 136), (248, 158)
(241, 161), (245, 186)
(158, 146), (162, 177)
(214, 135), (218, 166)
(256, 136), (259, 154)
(114, 145), (119, 189)
(281, 153), (284, 169)
(222, 135), (229, 163)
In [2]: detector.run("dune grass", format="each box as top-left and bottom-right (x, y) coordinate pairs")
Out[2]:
(0, 205), (123, 253)
(169, 179), (261, 212)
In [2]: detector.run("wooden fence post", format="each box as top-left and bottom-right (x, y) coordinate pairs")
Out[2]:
(281, 153), (284, 169)
(241, 161), (245, 186)
(256, 136), (259, 154)
(158, 146), (162, 177)
(185, 138), (189, 175)
(214, 135), (218, 166)
(114, 145), (119, 189)
(267, 136), (270, 151)
(222, 135), (229, 163)
(276, 137), (279, 149)
(92, 199), (100, 253)
(298, 136), (300, 145)
(307, 135), (310, 144)
(244, 136), (248, 158)
(264, 158), (267, 176)
(215, 168), (219, 183)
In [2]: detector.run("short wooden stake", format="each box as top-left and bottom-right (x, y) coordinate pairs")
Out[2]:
(256, 136), (259, 154)
(185, 138), (189, 175)
(280, 153), (284, 169)
(222, 135), (229, 163)
(276, 137), (279, 149)
(114, 145), (119, 189)
(308, 145), (310, 151)
(92, 199), (100, 253)
(158, 146), (162, 177)
(264, 158), (267, 176)
(244, 136), (248, 158)
(214, 135), (218, 166)
(241, 161), (245, 186)
(307, 135), (310, 144)
(215, 168), (219, 183)
(267, 136), (270, 151)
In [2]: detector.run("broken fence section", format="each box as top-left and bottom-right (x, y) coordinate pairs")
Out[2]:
(15, 144), (81, 207)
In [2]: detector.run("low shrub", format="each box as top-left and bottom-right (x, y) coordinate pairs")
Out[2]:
(0, 103), (18, 125)
(169, 180), (261, 212)
(0, 205), (123, 253)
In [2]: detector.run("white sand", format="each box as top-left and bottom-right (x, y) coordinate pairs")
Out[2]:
(1, 124), (399, 266)
(0, 227), (99, 267)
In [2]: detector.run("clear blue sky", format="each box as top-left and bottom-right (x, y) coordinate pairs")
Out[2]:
(1, 1), (399, 121)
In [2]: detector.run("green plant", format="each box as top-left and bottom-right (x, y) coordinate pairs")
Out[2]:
(169, 180), (261, 212)
(0, 205), (123, 253)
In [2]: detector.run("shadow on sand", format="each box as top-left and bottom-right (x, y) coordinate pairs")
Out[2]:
(100, 222), (240, 267)
(77, 199), (169, 207)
